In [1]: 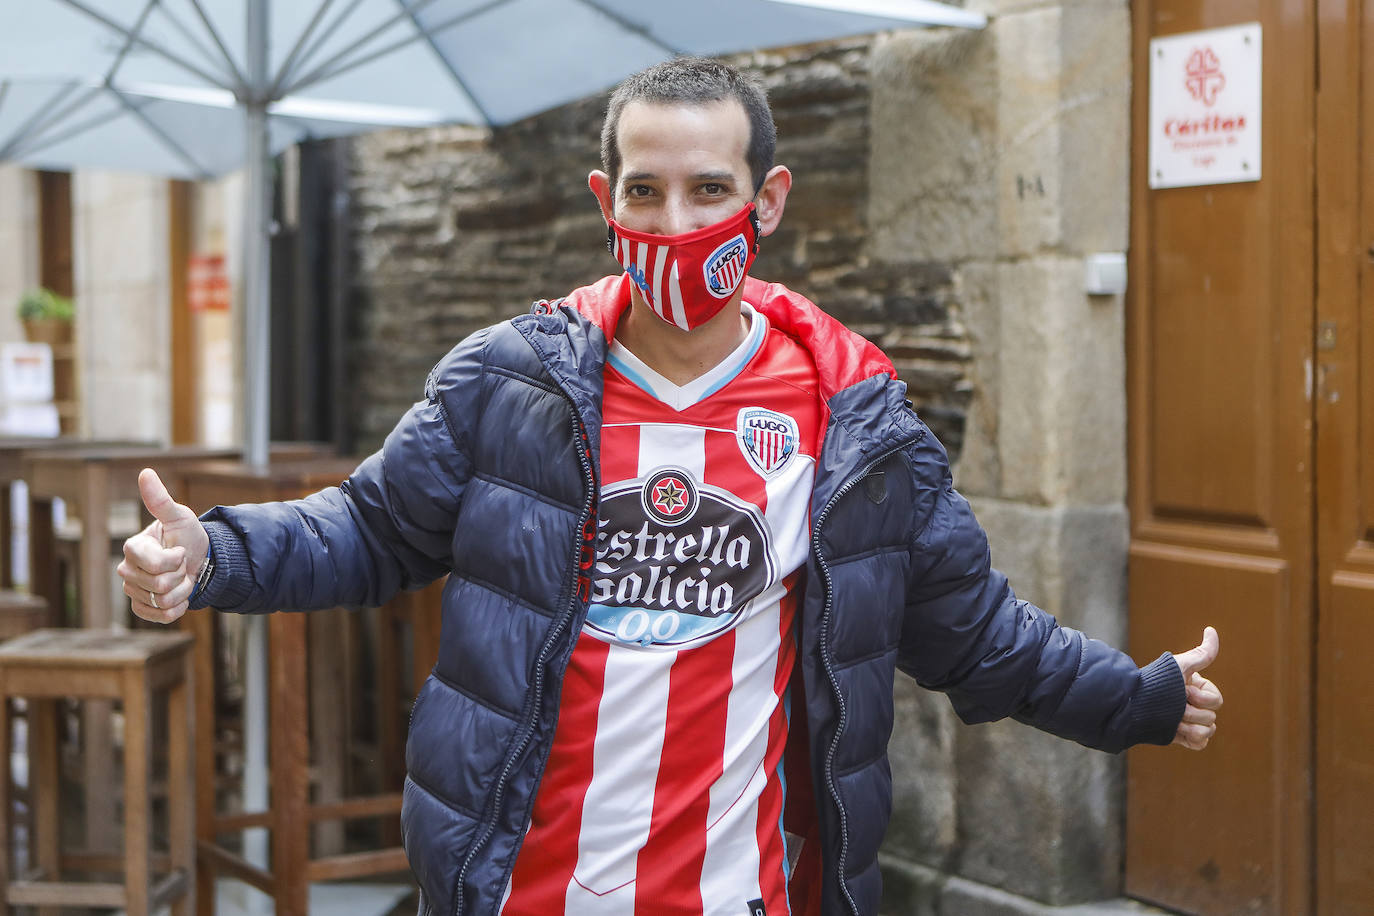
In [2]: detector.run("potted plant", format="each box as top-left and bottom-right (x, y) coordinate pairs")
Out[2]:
(17, 287), (75, 347)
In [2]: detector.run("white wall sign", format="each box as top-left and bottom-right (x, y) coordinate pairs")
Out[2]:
(1149, 23), (1261, 189)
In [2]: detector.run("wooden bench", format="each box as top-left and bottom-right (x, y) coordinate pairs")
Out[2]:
(0, 628), (194, 915)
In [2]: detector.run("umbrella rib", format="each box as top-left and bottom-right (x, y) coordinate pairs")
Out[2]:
(0, 82), (90, 159)
(570, 0), (685, 55)
(282, 0), (444, 92)
(266, 0), (342, 98)
(109, 88), (213, 178)
(274, 0), (368, 94)
(157, 0), (243, 88)
(3, 89), (125, 160)
(54, 0), (236, 92)
(183, 0), (249, 88)
(387, 0), (495, 125)
(284, 0), (493, 106)
(102, 0), (163, 85)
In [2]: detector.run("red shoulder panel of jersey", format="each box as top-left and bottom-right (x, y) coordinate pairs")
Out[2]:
(742, 278), (896, 394)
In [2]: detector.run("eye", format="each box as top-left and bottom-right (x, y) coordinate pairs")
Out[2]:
(700, 182), (728, 195)
(624, 184), (654, 198)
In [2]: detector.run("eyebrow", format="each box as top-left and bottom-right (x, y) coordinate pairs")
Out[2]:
(619, 170), (739, 184)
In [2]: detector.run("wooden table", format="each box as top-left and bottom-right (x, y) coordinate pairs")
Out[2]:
(22, 442), (332, 631)
(179, 456), (440, 915)
(20, 442), (331, 854)
(0, 437), (153, 593)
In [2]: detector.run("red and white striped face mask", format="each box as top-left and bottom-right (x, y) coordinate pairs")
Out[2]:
(607, 203), (761, 331)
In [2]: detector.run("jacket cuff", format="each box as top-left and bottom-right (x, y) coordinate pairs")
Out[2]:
(191, 519), (256, 611)
(1132, 652), (1187, 745)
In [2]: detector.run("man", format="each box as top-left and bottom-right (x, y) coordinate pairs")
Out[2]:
(120, 58), (1222, 916)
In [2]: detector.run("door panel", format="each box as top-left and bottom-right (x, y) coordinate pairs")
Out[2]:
(1126, 1), (1315, 914)
(1128, 546), (1288, 913)
(1323, 573), (1374, 906)
(1150, 184), (1275, 524)
(1315, 0), (1374, 907)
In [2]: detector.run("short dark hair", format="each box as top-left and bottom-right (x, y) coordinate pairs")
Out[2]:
(601, 57), (776, 196)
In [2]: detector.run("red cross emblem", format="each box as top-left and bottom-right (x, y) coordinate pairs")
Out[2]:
(1184, 47), (1225, 106)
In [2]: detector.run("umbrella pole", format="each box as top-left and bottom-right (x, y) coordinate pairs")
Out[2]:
(241, 0), (271, 905)
(242, 99), (271, 468)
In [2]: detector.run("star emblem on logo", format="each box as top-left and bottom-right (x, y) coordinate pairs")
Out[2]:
(652, 478), (688, 515)
(641, 467), (699, 526)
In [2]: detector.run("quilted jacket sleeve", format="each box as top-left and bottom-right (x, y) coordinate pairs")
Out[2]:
(192, 328), (489, 614)
(895, 434), (1184, 754)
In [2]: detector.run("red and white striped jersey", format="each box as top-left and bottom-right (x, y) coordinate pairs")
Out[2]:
(501, 304), (824, 916)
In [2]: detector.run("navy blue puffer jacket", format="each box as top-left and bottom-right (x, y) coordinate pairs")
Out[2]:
(197, 275), (1185, 916)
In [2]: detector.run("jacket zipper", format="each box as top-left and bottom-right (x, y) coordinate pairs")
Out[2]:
(809, 436), (921, 916)
(452, 408), (597, 916)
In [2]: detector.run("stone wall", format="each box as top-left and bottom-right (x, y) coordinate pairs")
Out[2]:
(72, 172), (172, 442)
(347, 38), (970, 455)
(869, 1), (1138, 912)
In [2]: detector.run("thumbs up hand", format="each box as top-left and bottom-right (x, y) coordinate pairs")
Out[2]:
(117, 468), (210, 624)
(1170, 626), (1223, 750)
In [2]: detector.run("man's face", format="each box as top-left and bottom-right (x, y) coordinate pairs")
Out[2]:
(603, 98), (755, 236)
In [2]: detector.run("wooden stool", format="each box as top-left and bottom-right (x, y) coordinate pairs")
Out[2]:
(0, 629), (194, 915)
(181, 457), (428, 915)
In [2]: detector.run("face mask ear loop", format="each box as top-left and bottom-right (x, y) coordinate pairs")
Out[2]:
(749, 208), (762, 254)
(606, 224), (616, 253)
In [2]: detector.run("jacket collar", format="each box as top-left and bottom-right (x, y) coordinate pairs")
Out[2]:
(521, 274), (927, 497)
(563, 274), (897, 403)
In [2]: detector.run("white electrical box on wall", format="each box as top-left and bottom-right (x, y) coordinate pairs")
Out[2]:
(1084, 252), (1128, 296)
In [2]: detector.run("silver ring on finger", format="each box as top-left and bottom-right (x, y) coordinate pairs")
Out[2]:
(149, 590), (159, 610)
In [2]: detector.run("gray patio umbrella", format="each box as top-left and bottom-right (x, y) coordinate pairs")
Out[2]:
(0, 0), (985, 465)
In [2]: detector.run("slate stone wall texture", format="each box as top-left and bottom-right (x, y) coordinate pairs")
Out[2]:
(346, 37), (971, 457)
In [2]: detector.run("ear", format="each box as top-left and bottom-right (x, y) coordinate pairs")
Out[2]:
(753, 165), (792, 237)
(588, 170), (615, 225)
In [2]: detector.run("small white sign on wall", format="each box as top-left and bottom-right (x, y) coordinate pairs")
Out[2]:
(1149, 23), (1261, 189)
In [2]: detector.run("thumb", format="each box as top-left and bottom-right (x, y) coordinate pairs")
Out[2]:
(1174, 625), (1220, 678)
(138, 467), (192, 528)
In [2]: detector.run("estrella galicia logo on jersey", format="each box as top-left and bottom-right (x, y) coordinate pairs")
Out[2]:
(703, 233), (749, 299)
(588, 472), (775, 650)
(737, 407), (799, 477)
(642, 468), (698, 527)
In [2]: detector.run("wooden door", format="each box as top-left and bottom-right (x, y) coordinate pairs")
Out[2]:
(1125, 1), (1316, 914)
(37, 170), (72, 297)
(1315, 0), (1374, 909)
(169, 180), (197, 444)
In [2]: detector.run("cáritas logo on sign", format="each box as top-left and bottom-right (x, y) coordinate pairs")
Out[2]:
(587, 467), (775, 650)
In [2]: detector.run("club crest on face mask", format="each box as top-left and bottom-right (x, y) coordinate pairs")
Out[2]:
(606, 203), (762, 331)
